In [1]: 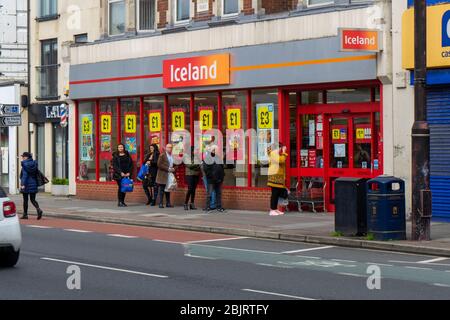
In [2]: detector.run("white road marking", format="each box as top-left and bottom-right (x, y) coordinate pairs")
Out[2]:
(26, 225), (53, 229)
(256, 263), (294, 269)
(338, 273), (367, 278)
(281, 246), (335, 254)
(389, 260), (450, 266)
(433, 283), (450, 288)
(184, 254), (218, 260)
(41, 257), (168, 278)
(152, 239), (184, 244)
(417, 257), (448, 264)
(186, 244), (280, 255)
(242, 289), (316, 300)
(107, 234), (138, 239)
(332, 259), (357, 263)
(185, 237), (248, 244)
(405, 266), (432, 271)
(64, 229), (93, 233)
(365, 263), (394, 267)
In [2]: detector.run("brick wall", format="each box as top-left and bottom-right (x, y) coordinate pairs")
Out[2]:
(193, 0), (215, 22)
(241, 0), (255, 15)
(261, 0), (298, 14)
(76, 181), (271, 211)
(157, 0), (169, 28)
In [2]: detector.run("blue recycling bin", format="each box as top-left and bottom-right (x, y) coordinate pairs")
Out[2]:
(366, 176), (406, 241)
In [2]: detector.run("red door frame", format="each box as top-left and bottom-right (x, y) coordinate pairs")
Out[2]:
(286, 96), (382, 212)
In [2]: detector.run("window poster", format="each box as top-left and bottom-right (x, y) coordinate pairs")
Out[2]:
(171, 130), (188, 158)
(125, 136), (137, 155)
(256, 103), (275, 162)
(199, 107), (214, 131)
(226, 105), (244, 162)
(172, 109), (185, 131)
(101, 135), (111, 153)
(80, 114), (94, 161)
(334, 143), (346, 158)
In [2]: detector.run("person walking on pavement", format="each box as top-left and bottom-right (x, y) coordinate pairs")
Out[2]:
(19, 152), (43, 220)
(143, 144), (160, 206)
(156, 143), (175, 208)
(184, 147), (201, 211)
(113, 144), (133, 207)
(203, 145), (225, 213)
(267, 143), (288, 216)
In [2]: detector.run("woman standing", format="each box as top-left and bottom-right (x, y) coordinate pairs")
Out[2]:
(113, 144), (133, 207)
(143, 144), (160, 206)
(184, 147), (201, 211)
(267, 143), (288, 216)
(156, 144), (175, 208)
(20, 152), (43, 220)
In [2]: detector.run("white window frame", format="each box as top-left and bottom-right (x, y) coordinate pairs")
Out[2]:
(174, 0), (190, 24)
(108, 0), (126, 36)
(39, 0), (58, 18)
(137, 0), (156, 31)
(306, 0), (334, 8)
(221, 0), (239, 18)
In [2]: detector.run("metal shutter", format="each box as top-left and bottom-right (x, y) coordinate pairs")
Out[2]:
(427, 88), (450, 221)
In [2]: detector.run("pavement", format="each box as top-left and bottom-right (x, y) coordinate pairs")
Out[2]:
(9, 193), (450, 257)
(4, 218), (450, 300)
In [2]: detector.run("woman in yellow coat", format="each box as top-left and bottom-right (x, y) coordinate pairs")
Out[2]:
(267, 143), (288, 216)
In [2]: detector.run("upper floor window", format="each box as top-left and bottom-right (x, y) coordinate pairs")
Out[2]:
(138, 0), (156, 30)
(39, 0), (57, 18)
(223, 0), (239, 16)
(176, 0), (190, 23)
(74, 33), (88, 43)
(37, 39), (58, 99)
(109, 0), (126, 35)
(307, 0), (334, 7)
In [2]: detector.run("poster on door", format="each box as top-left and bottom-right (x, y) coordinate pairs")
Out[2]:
(256, 103), (275, 162)
(331, 125), (348, 143)
(80, 114), (94, 161)
(355, 124), (372, 144)
(124, 113), (137, 155)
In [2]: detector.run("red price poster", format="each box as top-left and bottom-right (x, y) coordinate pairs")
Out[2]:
(308, 150), (317, 168)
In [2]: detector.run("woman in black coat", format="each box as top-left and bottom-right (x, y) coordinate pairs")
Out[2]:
(143, 144), (160, 206)
(112, 144), (133, 207)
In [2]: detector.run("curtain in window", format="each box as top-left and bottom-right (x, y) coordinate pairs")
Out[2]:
(139, 0), (155, 30)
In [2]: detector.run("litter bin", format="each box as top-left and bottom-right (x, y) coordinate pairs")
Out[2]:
(335, 178), (368, 236)
(367, 176), (406, 241)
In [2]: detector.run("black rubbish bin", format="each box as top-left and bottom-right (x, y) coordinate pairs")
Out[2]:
(367, 176), (406, 241)
(335, 178), (368, 236)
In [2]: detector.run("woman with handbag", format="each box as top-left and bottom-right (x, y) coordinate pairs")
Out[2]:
(143, 144), (160, 206)
(156, 143), (175, 208)
(19, 152), (43, 220)
(113, 144), (133, 207)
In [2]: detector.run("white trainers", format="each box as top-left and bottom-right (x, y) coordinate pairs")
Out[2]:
(269, 210), (280, 216)
(276, 210), (285, 215)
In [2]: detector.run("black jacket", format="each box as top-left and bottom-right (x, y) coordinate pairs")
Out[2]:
(203, 161), (225, 184)
(144, 151), (159, 179)
(112, 152), (133, 181)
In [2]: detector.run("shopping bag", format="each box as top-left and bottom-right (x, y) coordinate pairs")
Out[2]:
(165, 172), (177, 192)
(137, 164), (149, 181)
(120, 177), (134, 193)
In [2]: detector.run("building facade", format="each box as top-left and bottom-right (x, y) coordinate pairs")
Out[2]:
(62, 0), (421, 213)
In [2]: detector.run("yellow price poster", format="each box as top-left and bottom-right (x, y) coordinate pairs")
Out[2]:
(81, 115), (93, 135)
(226, 107), (241, 130)
(257, 104), (274, 129)
(356, 128), (365, 140)
(332, 129), (341, 140)
(149, 111), (161, 132)
(172, 110), (185, 131)
(124, 113), (137, 134)
(199, 108), (213, 131)
(100, 113), (112, 134)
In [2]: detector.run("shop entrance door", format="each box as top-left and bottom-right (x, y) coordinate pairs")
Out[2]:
(292, 111), (381, 212)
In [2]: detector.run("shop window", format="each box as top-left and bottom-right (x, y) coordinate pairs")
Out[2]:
(143, 96), (165, 155)
(300, 114), (324, 169)
(307, 0), (334, 7)
(251, 89), (279, 188)
(301, 91), (323, 105)
(289, 92), (297, 168)
(374, 87), (380, 102)
(109, 0), (126, 35)
(99, 99), (118, 182)
(168, 94), (191, 158)
(0, 128), (9, 188)
(78, 102), (96, 181)
(120, 98), (141, 178)
(53, 124), (69, 180)
(222, 91), (248, 187)
(194, 92), (219, 160)
(326, 88), (372, 104)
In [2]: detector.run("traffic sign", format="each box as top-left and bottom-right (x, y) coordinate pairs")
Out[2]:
(0, 104), (20, 116)
(0, 116), (22, 127)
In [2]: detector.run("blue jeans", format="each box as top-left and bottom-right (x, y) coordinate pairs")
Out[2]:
(203, 175), (216, 209)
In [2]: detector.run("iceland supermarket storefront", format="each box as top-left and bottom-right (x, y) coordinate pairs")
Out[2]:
(69, 35), (383, 212)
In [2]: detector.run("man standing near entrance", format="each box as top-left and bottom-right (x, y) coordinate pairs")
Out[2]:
(267, 143), (288, 216)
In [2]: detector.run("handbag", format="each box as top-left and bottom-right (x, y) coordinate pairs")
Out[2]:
(36, 170), (49, 187)
(165, 172), (177, 192)
(137, 164), (149, 181)
(120, 177), (134, 193)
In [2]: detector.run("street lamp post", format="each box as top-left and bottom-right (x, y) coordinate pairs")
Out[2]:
(412, 0), (431, 240)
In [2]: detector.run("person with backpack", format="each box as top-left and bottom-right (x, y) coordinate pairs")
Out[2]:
(142, 144), (160, 206)
(203, 145), (225, 213)
(19, 152), (43, 220)
(113, 144), (133, 207)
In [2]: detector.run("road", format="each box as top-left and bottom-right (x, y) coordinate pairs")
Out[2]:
(0, 217), (449, 300)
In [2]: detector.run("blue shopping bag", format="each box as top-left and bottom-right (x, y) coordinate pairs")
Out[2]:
(137, 164), (149, 181)
(120, 177), (134, 193)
